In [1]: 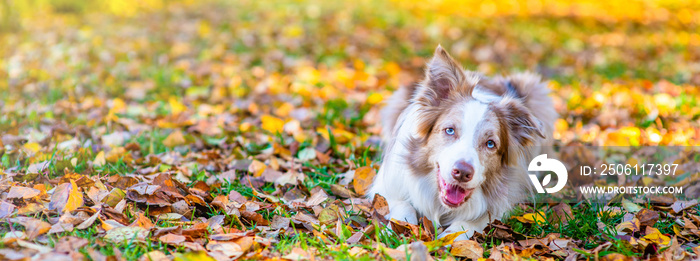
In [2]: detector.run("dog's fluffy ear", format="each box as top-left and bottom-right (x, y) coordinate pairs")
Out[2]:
(495, 97), (545, 164)
(412, 46), (477, 139)
(416, 45), (472, 107)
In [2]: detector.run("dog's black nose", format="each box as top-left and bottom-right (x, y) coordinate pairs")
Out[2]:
(451, 161), (474, 183)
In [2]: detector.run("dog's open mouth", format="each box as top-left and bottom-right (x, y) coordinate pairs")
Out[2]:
(437, 167), (474, 208)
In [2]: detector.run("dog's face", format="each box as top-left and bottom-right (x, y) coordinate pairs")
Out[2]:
(405, 46), (544, 209)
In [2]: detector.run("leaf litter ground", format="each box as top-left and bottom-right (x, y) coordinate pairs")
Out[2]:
(1, 0), (700, 260)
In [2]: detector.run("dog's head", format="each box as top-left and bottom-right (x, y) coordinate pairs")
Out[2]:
(405, 46), (545, 208)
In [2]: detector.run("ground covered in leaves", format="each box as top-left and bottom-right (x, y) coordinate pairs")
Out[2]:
(1, 0), (700, 260)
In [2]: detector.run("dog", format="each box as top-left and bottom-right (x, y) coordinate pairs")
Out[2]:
(369, 45), (557, 240)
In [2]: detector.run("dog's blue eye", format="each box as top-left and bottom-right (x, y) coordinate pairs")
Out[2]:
(486, 140), (495, 148)
(445, 128), (455, 135)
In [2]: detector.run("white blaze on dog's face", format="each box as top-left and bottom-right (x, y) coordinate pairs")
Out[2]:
(432, 100), (489, 207)
(405, 46), (545, 209)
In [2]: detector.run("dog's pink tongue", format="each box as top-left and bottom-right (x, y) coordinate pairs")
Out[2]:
(445, 186), (468, 205)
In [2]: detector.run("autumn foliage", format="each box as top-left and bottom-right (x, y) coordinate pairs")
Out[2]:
(0, 0), (699, 260)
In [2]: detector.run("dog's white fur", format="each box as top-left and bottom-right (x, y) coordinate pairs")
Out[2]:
(369, 46), (557, 240)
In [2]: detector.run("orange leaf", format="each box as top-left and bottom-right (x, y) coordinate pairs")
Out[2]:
(352, 166), (376, 196)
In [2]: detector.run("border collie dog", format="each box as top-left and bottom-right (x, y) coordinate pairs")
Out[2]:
(369, 45), (557, 240)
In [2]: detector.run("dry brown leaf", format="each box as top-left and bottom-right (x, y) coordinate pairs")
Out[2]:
(0, 201), (16, 219)
(163, 130), (186, 147)
(281, 247), (311, 260)
(49, 180), (84, 213)
(248, 160), (267, 177)
(636, 208), (659, 227)
(671, 199), (699, 214)
(616, 218), (641, 234)
(270, 216), (290, 231)
(241, 211), (270, 226)
(76, 210), (101, 230)
(549, 203), (573, 225)
(7, 186), (40, 199)
(140, 251), (169, 261)
(14, 217), (52, 239)
(450, 240), (483, 259)
(54, 236), (89, 253)
(330, 184), (355, 198)
(159, 233), (186, 245)
(372, 194), (390, 216)
(206, 241), (243, 259)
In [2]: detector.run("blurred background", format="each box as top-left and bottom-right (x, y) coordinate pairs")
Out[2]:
(2, 0), (700, 153)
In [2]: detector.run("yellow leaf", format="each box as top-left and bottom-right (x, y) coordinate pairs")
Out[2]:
(169, 97), (187, 116)
(261, 115), (284, 134)
(248, 160), (266, 177)
(643, 227), (670, 245)
(424, 231), (465, 250)
(616, 218), (640, 234)
(316, 127), (355, 144)
(93, 151), (106, 168)
(239, 122), (252, 132)
(352, 166), (377, 196)
(111, 98), (126, 113)
(163, 130), (185, 147)
(554, 118), (568, 133)
(64, 180), (84, 213)
(23, 142), (41, 153)
(654, 93), (676, 116)
(516, 211), (546, 224)
(367, 92), (383, 105)
(274, 102), (294, 118)
(174, 251), (216, 261)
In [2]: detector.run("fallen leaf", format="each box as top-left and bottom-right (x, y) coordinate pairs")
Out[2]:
(169, 97), (187, 116)
(425, 231), (465, 250)
(22, 218), (52, 239)
(159, 233), (186, 245)
(261, 115), (285, 134)
(450, 240), (483, 259)
(635, 208), (659, 227)
(140, 251), (169, 261)
(248, 160), (266, 177)
(93, 151), (106, 167)
(516, 211), (546, 224)
(23, 142), (41, 154)
(104, 226), (148, 242)
(0, 201), (16, 218)
(621, 199), (643, 213)
(157, 213), (184, 221)
(297, 147), (316, 162)
(616, 218), (641, 234)
(352, 166), (376, 196)
(671, 199), (699, 214)
(330, 184), (355, 198)
(76, 210), (101, 229)
(54, 236), (89, 253)
(372, 194), (390, 216)
(7, 186), (40, 199)
(642, 227), (671, 245)
(549, 203), (573, 225)
(281, 247), (311, 260)
(49, 180), (84, 213)
(163, 130), (186, 147)
(173, 251), (216, 261)
(206, 241), (243, 259)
